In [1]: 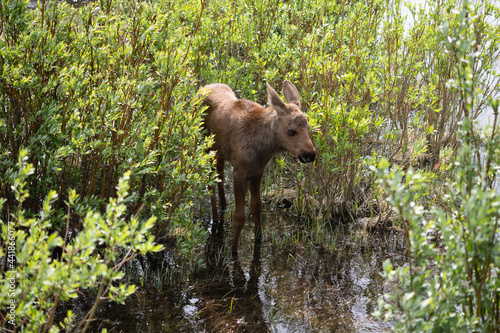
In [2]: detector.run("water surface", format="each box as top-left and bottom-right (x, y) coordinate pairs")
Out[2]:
(85, 214), (405, 332)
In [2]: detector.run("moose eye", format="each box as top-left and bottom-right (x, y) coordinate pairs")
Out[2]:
(287, 129), (297, 137)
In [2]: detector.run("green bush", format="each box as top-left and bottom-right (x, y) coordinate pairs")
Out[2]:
(1, 0), (213, 330)
(373, 1), (500, 330)
(0, 0), (214, 235)
(374, 118), (500, 332)
(1, 150), (163, 332)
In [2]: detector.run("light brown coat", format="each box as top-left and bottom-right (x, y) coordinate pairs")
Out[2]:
(201, 80), (316, 253)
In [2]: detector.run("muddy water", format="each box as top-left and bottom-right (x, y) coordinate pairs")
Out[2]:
(87, 213), (405, 333)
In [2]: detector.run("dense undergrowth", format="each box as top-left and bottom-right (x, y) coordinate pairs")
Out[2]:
(0, 0), (499, 331)
(374, 2), (500, 331)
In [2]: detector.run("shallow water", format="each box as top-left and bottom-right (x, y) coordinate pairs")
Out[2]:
(84, 213), (406, 333)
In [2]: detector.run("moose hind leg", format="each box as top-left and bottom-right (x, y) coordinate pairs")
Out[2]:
(216, 153), (227, 210)
(210, 153), (227, 223)
(249, 174), (263, 242)
(210, 183), (220, 222)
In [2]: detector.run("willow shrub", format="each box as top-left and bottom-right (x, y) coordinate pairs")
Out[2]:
(0, 151), (163, 332)
(1, 0), (214, 330)
(191, 0), (500, 223)
(300, 0), (500, 219)
(374, 1), (500, 331)
(374, 118), (500, 332)
(0, 0), (214, 243)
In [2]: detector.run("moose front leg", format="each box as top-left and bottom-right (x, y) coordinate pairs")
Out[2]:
(232, 171), (249, 253)
(249, 173), (263, 243)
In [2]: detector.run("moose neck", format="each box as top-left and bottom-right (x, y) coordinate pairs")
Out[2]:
(246, 107), (281, 172)
(264, 107), (285, 155)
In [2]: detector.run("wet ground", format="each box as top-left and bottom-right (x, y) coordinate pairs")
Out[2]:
(81, 209), (406, 333)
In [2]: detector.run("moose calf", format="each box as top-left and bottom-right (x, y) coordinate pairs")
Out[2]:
(201, 80), (316, 253)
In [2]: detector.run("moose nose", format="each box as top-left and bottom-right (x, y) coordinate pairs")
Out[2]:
(299, 151), (316, 163)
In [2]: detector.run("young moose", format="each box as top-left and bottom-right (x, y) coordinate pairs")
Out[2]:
(201, 80), (316, 253)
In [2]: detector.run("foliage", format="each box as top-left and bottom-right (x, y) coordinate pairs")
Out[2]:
(374, 119), (500, 332)
(0, 0), (499, 330)
(373, 1), (500, 330)
(1, 0), (497, 239)
(0, 150), (163, 332)
(190, 0), (500, 221)
(1, 0), (213, 330)
(0, 0), (214, 236)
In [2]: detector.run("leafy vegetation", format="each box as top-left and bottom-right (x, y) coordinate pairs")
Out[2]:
(0, 0), (498, 331)
(1, 150), (163, 332)
(374, 1), (500, 331)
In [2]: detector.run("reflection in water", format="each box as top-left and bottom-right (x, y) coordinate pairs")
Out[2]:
(83, 213), (403, 332)
(198, 216), (401, 332)
(252, 245), (395, 332)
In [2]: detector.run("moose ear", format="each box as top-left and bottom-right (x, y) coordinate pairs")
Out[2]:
(266, 82), (286, 112)
(282, 80), (301, 109)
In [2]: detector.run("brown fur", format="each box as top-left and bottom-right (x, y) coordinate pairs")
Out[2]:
(200, 80), (316, 253)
